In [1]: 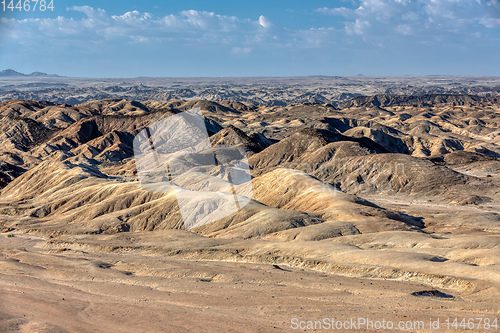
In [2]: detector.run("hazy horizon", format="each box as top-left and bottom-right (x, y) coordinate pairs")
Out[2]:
(3, 68), (500, 80)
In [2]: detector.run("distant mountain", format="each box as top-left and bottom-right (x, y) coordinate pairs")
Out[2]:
(0, 69), (25, 77)
(28, 71), (60, 77)
(0, 69), (60, 77)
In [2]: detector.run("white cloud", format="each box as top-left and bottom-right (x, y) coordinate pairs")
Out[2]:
(346, 18), (371, 35)
(112, 11), (153, 25)
(179, 10), (239, 31)
(396, 24), (412, 35)
(258, 15), (271, 28)
(70, 5), (106, 19)
(317, 0), (500, 40)
(315, 7), (354, 17)
(355, 0), (396, 19)
(231, 46), (252, 54)
(130, 35), (149, 43)
(402, 11), (420, 21)
(479, 17), (500, 27)
(1, 7), (272, 49)
(294, 27), (337, 48)
(3, 2), (496, 57)
(162, 14), (183, 27)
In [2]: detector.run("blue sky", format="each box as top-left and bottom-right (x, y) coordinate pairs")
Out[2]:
(0, 0), (499, 77)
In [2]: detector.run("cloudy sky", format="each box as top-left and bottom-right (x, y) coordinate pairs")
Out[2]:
(0, 0), (499, 77)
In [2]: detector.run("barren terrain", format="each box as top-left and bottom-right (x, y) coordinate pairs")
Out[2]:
(0, 85), (499, 332)
(2, 76), (500, 106)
